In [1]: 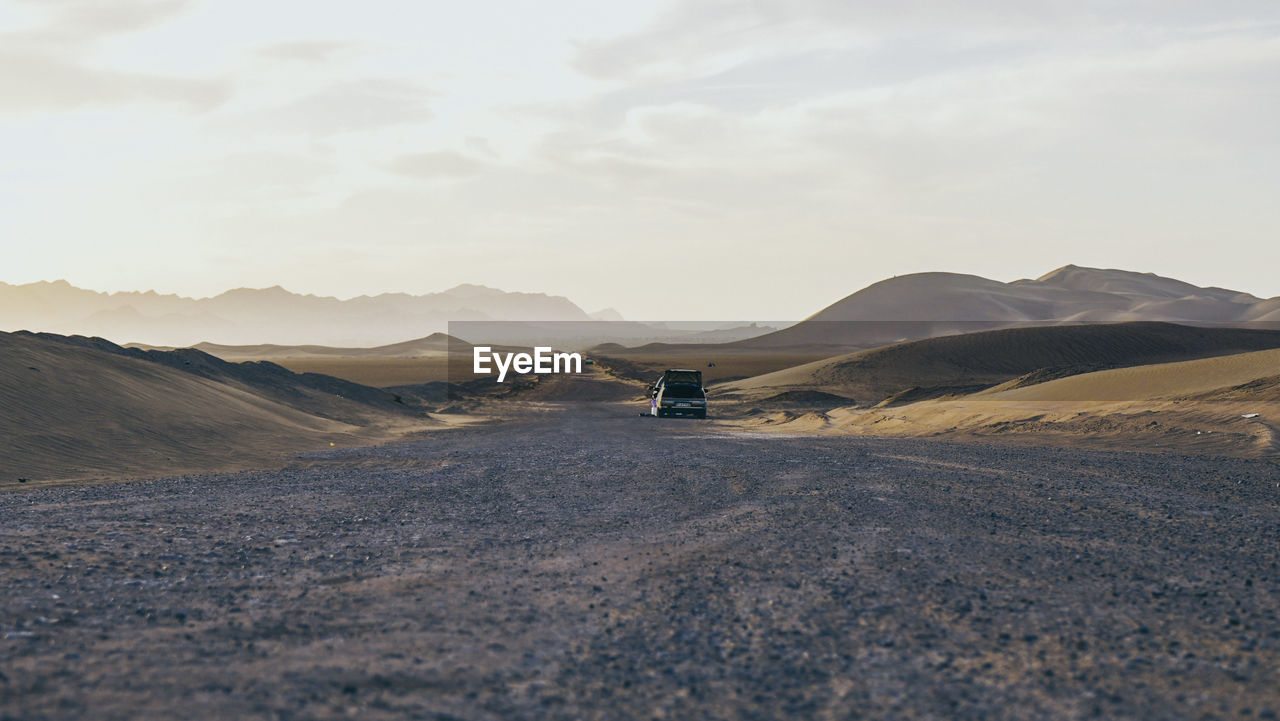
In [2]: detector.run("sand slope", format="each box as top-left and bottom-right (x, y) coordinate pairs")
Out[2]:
(31, 332), (418, 424)
(719, 322), (1280, 405)
(763, 398), (1280, 457)
(987, 347), (1280, 402)
(0, 332), (433, 484)
(738, 337), (1280, 457)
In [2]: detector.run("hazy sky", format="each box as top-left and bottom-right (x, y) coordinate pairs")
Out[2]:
(2, 0), (1278, 319)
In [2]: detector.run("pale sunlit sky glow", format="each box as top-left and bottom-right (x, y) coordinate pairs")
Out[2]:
(2, 0), (1278, 318)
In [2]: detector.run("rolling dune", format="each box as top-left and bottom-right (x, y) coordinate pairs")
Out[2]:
(718, 322), (1280, 406)
(987, 347), (1280, 402)
(737, 334), (1280, 457)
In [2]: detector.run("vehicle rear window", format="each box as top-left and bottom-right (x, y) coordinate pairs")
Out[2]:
(663, 384), (704, 399)
(664, 371), (701, 385)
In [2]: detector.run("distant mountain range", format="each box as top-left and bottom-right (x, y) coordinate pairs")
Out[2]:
(736, 265), (1280, 350)
(0, 281), (595, 346)
(0, 280), (783, 348)
(4, 266), (1276, 349)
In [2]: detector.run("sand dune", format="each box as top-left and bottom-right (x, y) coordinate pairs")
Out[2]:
(718, 322), (1280, 406)
(986, 347), (1280, 402)
(750, 397), (1280, 457)
(734, 327), (1280, 457)
(0, 332), (436, 484)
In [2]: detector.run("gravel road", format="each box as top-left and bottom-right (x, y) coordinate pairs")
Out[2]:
(3, 379), (1280, 719)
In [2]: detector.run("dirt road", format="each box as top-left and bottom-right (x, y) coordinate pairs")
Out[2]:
(3, 373), (1279, 719)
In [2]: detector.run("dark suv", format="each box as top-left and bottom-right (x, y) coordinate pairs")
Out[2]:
(649, 369), (707, 418)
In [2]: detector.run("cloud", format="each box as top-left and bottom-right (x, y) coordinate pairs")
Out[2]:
(255, 40), (350, 64)
(0, 0), (227, 112)
(570, 0), (765, 82)
(51, 0), (193, 37)
(388, 151), (483, 180)
(6, 0), (193, 47)
(465, 136), (499, 160)
(522, 14), (1280, 231)
(0, 48), (229, 111)
(219, 78), (433, 136)
(183, 152), (338, 201)
(570, 0), (1280, 82)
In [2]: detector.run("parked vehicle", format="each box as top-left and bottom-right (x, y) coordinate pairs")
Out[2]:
(648, 369), (707, 418)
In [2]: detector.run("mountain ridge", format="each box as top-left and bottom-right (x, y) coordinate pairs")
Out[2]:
(0, 280), (592, 347)
(733, 265), (1280, 350)
(6, 266), (1278, 349)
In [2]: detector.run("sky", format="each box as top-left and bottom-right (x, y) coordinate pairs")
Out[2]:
(2, 0), (1278, 319)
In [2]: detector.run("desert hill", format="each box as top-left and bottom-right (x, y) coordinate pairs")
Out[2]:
(589, 308), (626, 321)
(733, 265), (1280, 350)
(0, 331), (434, 483)
(717, 322), (1280, 406)
(23, 332), (420, 423)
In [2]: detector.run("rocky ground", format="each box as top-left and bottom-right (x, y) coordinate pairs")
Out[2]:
(3, 375), (1279, 719)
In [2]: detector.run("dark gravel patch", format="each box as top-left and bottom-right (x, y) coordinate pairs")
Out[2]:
(2, 400), (1279, 720)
